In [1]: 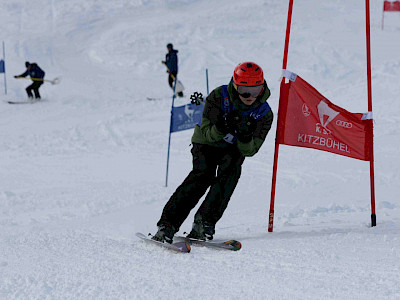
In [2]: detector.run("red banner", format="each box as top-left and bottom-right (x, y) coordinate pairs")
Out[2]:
(384, 0), (400, 11)
(277, 72), (372, 161)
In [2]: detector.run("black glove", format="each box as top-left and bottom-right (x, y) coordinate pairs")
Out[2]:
(225, 110), (242, 131)
(236, 116), (257, 143)
(215, 110), (242, 135)
(215, 116), (230, 135)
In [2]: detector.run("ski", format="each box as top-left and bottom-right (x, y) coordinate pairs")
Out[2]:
(136, 232), (191, 253)
(7, 100), (39, 104)
(175, 236), (242, 251)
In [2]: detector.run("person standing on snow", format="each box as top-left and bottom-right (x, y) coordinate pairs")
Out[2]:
(152, 62), (274, 243)
(14, 61), (45, 99)
(162, 43), (184, 97)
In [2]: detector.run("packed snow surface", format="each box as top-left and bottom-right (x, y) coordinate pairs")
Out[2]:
(1, 0), (400, 299)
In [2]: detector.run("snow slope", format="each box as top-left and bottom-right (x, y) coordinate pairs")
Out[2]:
(1, 0), (400, 299)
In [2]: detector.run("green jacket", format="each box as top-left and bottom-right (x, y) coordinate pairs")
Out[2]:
(191, 80), (273, 157)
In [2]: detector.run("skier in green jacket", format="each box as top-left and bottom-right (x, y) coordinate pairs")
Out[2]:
(153, 62), (274, 243)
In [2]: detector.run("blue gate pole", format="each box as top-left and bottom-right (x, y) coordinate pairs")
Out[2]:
(165, 76), (178, 187)
(3, 42), (7, 95)
(206, 68), (209, 95)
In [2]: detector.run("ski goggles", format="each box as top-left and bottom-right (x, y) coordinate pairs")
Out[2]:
(234, 83), (264, 98)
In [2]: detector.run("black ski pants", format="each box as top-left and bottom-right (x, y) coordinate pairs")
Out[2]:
(26, 81), (43, 99)
(157, 143), (245, 232)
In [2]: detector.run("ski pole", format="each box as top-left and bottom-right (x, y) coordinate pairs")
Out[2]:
(162, 61), (177, 80)
(14, 76), (61, 85)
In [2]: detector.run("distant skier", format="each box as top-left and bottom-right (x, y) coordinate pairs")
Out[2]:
(14, 61), (45, 99)
(162, 43), (184, 97)
(152, 62), (274, 243)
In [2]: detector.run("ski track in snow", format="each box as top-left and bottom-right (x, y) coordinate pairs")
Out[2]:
(1, 0), (400, 299)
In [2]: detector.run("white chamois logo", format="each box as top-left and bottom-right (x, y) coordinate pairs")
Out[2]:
(316, 100), (339, 135)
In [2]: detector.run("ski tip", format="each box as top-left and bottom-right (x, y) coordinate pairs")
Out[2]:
(173, 242), (191, 253)
(135, 232), (146, 238)
(224, 240), (242, 251)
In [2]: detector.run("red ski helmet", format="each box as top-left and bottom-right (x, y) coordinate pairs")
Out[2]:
(233, 62), (264, 86)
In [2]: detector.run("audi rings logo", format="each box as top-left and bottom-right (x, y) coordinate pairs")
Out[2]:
(336, 120), (353, 128)
(302, 104), (311, 117)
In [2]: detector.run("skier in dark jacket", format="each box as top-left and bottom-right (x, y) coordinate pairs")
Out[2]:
(162, 43), (183, 97)
(14, 61), (45, 99)
(153, 62), (274, 243)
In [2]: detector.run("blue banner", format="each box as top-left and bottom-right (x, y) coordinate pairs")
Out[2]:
(0, 60), (4, 73)
(171, 103), (203, 133)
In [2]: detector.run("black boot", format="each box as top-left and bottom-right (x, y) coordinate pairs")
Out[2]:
(152, 224), (176, 244)
(187, 218), (215, 241)
(203, 222), (215, 241)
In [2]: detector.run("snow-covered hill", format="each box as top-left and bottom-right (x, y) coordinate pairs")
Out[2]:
(1, 0), (399, 299)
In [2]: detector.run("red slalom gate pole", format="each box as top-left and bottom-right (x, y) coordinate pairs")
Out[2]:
(268, 0), (294, 232)
(365, 0), (376, 226)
